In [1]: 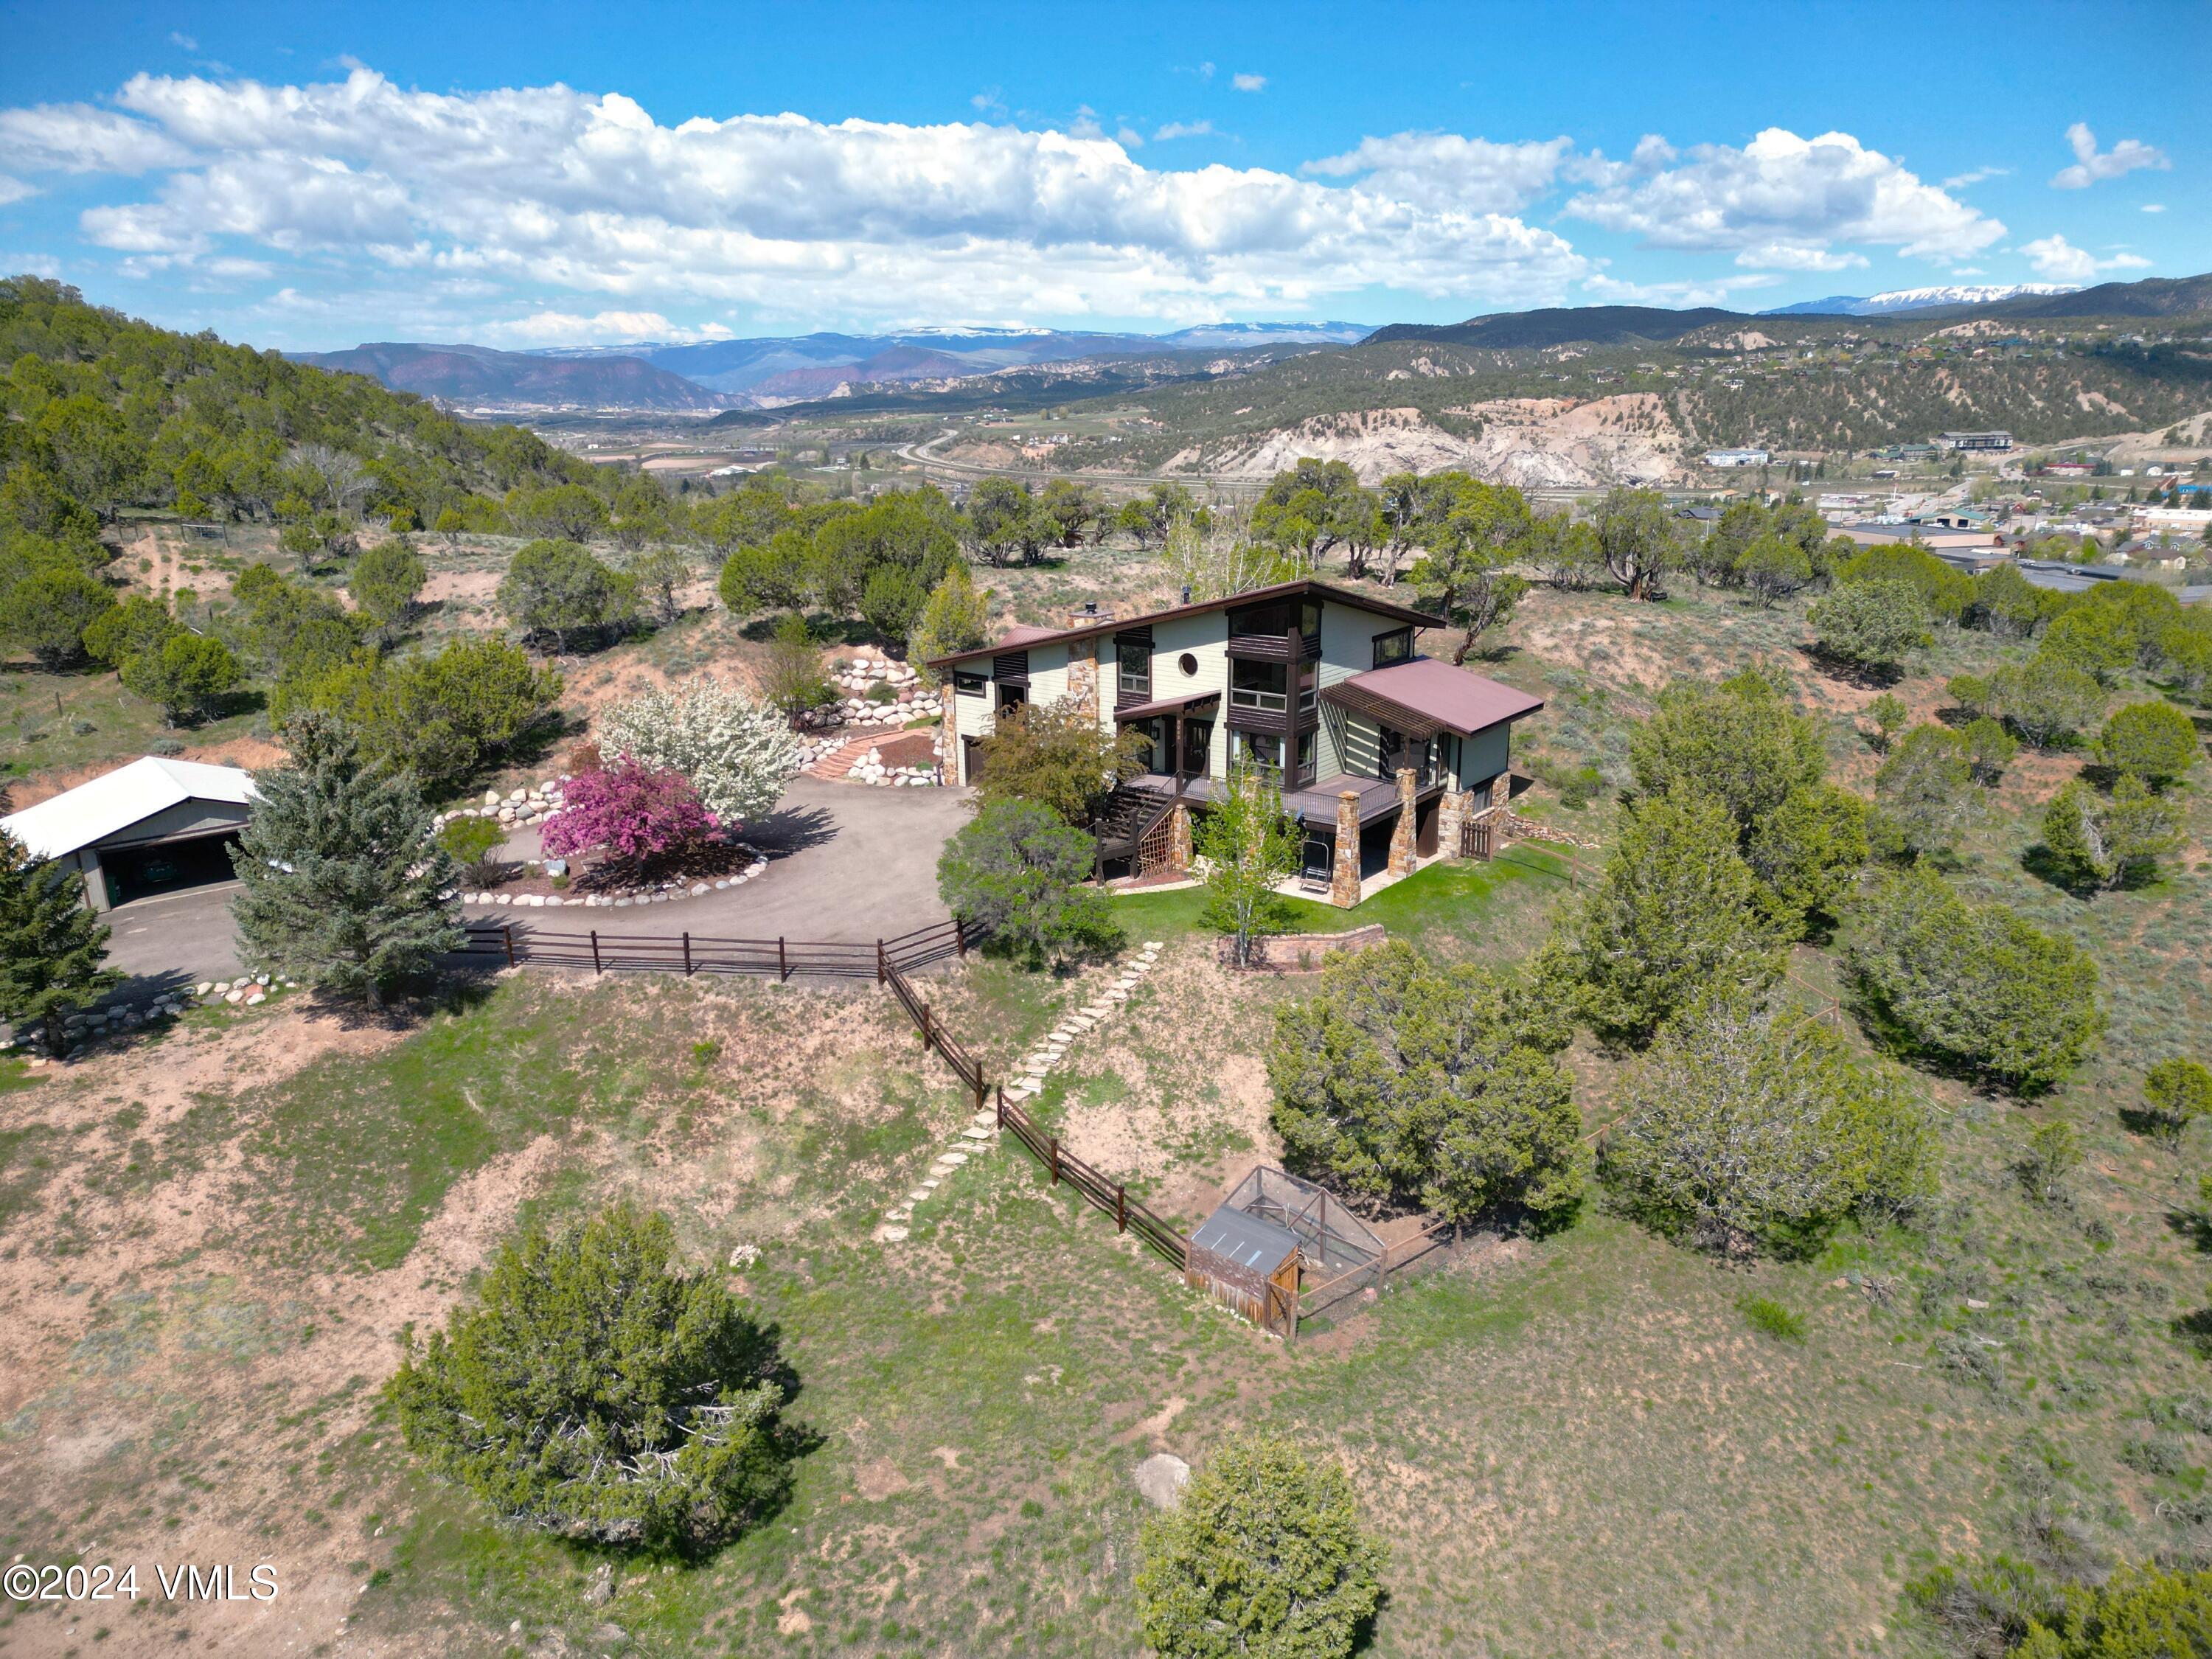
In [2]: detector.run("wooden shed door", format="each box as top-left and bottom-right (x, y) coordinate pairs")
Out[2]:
(1262, 1253), (1301, 1340)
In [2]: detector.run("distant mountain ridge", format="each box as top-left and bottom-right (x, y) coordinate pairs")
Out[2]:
(1363, 306), (1747, 350)
(290, 341), (731, 410)
(545, 321), (1368, 397)
(1762, 283), (2081, 316)
(299, 321), (1368, 406)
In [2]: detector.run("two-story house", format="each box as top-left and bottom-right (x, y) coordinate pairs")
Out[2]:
(927, 579), (1543, 907)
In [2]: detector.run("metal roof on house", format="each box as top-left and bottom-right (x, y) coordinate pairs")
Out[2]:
(1190, 1202), (1302, 1274)
(1323, 656), (1545, 740)
(1, 756), (257, 862)
(928, 579), (1450, 669)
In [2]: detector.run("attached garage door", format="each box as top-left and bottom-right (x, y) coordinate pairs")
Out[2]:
(102, 832), (243, 906)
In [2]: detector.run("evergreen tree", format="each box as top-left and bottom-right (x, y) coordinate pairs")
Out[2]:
(1557, 786), (1786, 1045)
(2098, 700), (2200, 786)
(2042, 773), (2185, 891)
(1746, 780), (1871, 938)
(229, 714), (463, 1006)
(1874, 725), (1976, 859)
(389, 1203), (799, 1549)
(1137, 1433), (1388, 1659)
(1268, 940), (1584, 1228)
(1848, 863), (2101, 1093)
(1628, 669), (1824, 838)
(1605, 982), (1936, 1256)
(0, 827), (124, 1054)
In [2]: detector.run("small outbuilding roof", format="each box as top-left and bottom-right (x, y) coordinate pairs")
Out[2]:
(1, 756), (257, 862)
(1190, 1203), (1303, 1274)
(1323, 656), (1545, 740)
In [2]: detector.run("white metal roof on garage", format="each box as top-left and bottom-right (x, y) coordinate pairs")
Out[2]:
(1, 756), (257, 862)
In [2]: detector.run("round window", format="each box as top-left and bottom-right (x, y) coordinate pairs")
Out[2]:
(1178, 652), (1199, 677)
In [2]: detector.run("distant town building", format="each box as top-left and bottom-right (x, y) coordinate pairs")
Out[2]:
(2132, 505), (2212, 533)
(1703, 448), (1770, 468)
(1937, 431), (2014, 453)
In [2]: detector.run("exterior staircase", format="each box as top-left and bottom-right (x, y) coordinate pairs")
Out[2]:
(807, 731), (888, 781)
(1093, 786), (1177, 873)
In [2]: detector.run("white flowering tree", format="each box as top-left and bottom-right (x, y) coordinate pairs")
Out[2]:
(597, 681), (802, 827)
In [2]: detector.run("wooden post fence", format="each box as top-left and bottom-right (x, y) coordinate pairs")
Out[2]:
(682, 932), (692, 976)
(503, 925), (515, 967)
(589, 931), (602, 973)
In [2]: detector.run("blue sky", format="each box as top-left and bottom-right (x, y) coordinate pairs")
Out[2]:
(0, 0), (2204, 351)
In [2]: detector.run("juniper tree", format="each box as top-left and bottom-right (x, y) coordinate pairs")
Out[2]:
(388, 1203), (799, 1550)
(1807, 578), (1932, 676)
(1847, 863), (2102, 1093)
(1555, 785), (1785, 1045)
(1137, 1433), (1388, 1659)
(935, 799), (1123, 969)
(228, 713), (463, 1006)
(2098, 700), (2200, 786)
(1627, 669), (1824, 838)
(1267, 940), (1584, 1229)
(0, 828), (124, 1054)
(2042, 773), (2185, 891)
(1874, 725), (1977, 860)
(1605, 982), (1936, 1256)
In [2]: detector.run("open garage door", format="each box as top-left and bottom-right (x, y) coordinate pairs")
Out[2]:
(102, 832), (243, 907)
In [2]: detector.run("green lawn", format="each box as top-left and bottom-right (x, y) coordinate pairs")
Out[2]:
(1111, 848), (1570, 955)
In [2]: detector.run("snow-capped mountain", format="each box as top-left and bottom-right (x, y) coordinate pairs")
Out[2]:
(1763, 284), (2081, 317)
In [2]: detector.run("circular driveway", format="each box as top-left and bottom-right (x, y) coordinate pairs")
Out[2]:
(68, 777), (973, 1009)
(472, 774), (970, 945)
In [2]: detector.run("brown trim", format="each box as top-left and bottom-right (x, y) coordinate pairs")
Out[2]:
(925, 578), (1449, 669)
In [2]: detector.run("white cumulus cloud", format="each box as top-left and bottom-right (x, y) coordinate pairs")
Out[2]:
(0, 69), (1592, 323)
(1152, 119), (1214, 141)
(2050, 123), (2169, 189)
(1304, 133), (1574, 213)
(0, 174), (36, 205)
(1564, 128), (2003, 265)
(1231, 73), (1267, 93)
(483, 310), (735, 346)
(2019, 234), (2151, 282)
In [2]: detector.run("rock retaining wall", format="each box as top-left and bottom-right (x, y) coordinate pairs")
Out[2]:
(1220, 923), (1388, 973)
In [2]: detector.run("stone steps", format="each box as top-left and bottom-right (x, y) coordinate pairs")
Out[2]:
(873, 942), (1164, 1239)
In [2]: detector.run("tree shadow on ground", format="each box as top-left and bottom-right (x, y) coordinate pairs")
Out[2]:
(744, 801), (839, 858)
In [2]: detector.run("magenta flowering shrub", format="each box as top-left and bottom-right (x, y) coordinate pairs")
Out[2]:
(540, 762), (720, 868)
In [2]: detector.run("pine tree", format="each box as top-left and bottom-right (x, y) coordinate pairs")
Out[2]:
(229, 713), (463, 1006)
(0, 829), (125, 1054)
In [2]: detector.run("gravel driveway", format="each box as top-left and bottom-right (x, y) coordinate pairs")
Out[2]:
(63, 778), (972, 1009)
(472, 775), (970, 945)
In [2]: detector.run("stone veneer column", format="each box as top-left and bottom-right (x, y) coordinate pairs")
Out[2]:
(1167, 802), (1194, 874)
(1067, 640), (1099, 721)
(935, 699), (960, 785)
(1329, 790), (1362, 908)
(1437, 788), (1470, 859)
(1386, 768), (1419, 875)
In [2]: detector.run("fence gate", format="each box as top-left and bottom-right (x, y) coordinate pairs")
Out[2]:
(1460, 814), (1494, 860)
(1262, 1255), (1301, 1339)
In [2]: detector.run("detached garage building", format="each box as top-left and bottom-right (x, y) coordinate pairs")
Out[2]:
(1, 756), (257, 911)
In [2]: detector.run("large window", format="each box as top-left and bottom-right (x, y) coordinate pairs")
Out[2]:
(1238, 731), (1286, 771)
(952, 669), (987, 697)
(1431, 732), (1461, 787)
(1117, 644), (1152, 698)
(1229, 660), (1288, 712)
(1371, 627), (1413, 669)
(1296, 728), (1316, 783)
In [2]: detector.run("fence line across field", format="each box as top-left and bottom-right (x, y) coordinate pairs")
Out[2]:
(461, 914), (1226, 1316)
(457, 917), (974, 981)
